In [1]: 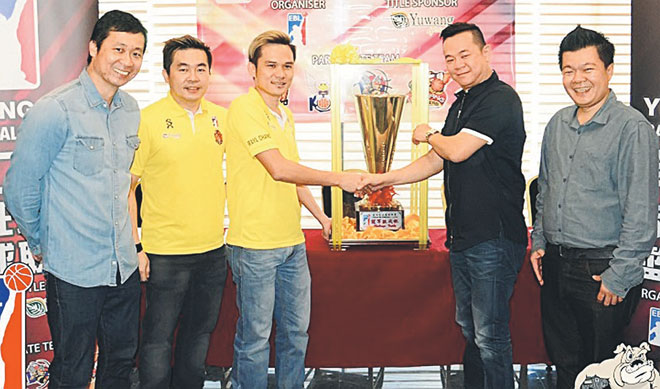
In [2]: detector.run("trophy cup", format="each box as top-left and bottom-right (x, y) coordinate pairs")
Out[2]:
(327, 47), (429, 249)
(354, 94), (406, 231)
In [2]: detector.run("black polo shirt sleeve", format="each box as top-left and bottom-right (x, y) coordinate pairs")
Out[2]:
(459, 86), (520, 146)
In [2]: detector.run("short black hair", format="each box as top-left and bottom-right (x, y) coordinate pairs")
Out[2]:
(163, 35), (212, 75)
(87, 10), (148, 64)
(440, 22), (486, 48)
(558, 25), (614, 69)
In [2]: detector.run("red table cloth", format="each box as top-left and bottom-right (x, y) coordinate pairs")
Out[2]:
(203, 229), (548, 367)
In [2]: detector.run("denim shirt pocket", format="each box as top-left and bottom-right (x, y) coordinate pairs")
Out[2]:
(126, 134), (140, 150)
(73, 136), (105, 176)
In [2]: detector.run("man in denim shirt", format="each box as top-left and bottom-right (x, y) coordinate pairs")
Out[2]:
(4, 10), (147, 389)
(531, 26), (658, 388)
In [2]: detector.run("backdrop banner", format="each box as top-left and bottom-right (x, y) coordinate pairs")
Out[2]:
(628, 0), (660, 361)
(0, 1), (98, 387)
(197, 0), (515, 123)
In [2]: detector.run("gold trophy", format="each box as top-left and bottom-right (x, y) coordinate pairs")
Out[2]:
(328, 49), (429, 249)
(354, 94), (406, 231)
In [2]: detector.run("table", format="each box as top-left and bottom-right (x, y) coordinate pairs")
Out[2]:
(205, 229), (549, 367)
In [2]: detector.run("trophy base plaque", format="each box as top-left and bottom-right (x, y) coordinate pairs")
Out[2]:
(355, 205), (405, 231)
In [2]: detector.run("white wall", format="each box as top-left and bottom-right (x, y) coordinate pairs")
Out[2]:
(100, 0), (633, 228)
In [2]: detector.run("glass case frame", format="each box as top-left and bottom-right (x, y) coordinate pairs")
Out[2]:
(329, 60), (430, 250)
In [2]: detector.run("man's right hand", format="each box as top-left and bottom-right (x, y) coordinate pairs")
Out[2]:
(357, 173), (389, 193)
(338, 172), (363, 193)
(138, 251), (150, 282)
(530, 249), (545, 285)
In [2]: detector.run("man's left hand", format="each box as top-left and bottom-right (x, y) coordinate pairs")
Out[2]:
(413, 124), (432, 145)
(321, 217), (332, 242)
(592, 275), (623, 306)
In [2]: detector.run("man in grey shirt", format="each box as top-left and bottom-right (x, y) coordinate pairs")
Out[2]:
(530, 26), (658, 389)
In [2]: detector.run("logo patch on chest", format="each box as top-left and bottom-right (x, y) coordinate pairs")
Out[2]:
(212, 116), (223, 145)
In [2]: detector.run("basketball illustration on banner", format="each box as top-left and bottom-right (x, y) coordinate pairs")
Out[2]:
(5, 262), (34, 292)
(1, 262), (34, 389)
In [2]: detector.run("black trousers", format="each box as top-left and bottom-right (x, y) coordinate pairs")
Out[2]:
(139, 246), (228, 389)
(541, 247), (641, 389)
(46, 270), (140, 389)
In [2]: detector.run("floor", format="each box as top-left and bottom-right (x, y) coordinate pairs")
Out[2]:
(200, 364), (557, 388)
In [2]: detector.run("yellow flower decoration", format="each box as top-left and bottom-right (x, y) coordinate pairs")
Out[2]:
(330, 43), (360, 64)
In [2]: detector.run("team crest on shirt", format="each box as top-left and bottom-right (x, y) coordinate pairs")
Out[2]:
(212, 116), (223, 145)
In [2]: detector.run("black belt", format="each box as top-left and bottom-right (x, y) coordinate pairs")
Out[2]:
(546, 243), (615, 260)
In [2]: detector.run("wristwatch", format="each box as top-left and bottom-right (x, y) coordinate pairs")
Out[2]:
(425, 128), (440, 142)
(135, 242), (143, 253)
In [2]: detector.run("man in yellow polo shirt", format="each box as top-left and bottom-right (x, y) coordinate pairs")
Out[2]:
(128, 35), (227, 389)
(226, 30), (362, 388)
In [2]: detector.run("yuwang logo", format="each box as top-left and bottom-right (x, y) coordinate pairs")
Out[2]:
(391, 12), (410, 29)
(0, 262), (34, 389)
(288, 13), (306, 46)
(0, 0), (40, 90)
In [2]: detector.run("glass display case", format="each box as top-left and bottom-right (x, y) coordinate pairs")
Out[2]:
(329, 58), (430, 250)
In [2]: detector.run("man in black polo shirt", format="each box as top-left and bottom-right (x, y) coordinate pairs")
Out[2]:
(360, 22), (527, 389)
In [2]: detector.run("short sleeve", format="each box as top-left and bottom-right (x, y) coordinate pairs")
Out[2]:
(227, 98), (278, 157)
(461, 88), (521, 144)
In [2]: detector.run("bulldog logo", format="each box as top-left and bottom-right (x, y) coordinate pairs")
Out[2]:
(575, 342), (660, 388)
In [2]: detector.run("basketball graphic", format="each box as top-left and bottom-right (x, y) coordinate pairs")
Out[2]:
(1, 261), (33, 388)
(3, 262), (34, 292)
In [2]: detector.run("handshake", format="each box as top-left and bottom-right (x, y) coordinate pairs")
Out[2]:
(337, 172), (390, 196)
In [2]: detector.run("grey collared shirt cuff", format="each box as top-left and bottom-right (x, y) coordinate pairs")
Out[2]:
(600, 267), (632, 298)
(530, 235), (546, 253)
(531, 242), (545, 253)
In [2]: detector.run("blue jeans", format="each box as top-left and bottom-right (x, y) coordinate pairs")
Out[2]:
(450, 236), (526, 389)
(139, 246), (228, 389)
(228, 243), (311, 389)
(45, 270), (140, 389)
